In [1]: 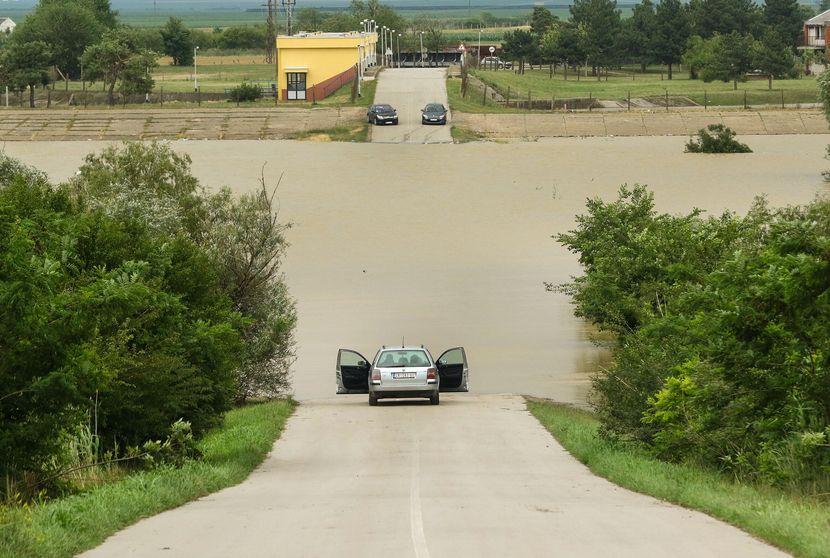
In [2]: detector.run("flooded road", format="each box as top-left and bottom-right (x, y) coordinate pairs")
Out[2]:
(5, 135), (827, 404)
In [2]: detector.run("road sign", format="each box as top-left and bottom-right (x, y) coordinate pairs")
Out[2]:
(458, 43), (466, 52)
(489, 46), (495, 54)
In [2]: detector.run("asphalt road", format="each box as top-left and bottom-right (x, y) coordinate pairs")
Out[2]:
(370, 68), (453, 144)
(81, 395), (786, 558)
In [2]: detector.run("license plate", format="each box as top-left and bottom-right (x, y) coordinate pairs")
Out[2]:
(393, 372), (416, 379)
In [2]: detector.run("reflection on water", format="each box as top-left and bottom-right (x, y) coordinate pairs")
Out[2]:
(3, 136), (826, 404)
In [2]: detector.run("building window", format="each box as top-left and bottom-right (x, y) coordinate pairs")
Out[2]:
(287, 72), (307, 100)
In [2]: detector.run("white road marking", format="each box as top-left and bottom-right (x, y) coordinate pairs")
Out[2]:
(410, 435), (431, 558)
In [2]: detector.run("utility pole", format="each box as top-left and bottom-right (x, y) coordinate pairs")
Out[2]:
(264, 0), (276, 64)
(281, 0), (296, 37)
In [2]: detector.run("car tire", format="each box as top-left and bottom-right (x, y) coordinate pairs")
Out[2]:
(369, 393), (378, 406)
(429, 393), (439, 405)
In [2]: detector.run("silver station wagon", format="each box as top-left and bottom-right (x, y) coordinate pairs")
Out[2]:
(336, 346), (469, 406)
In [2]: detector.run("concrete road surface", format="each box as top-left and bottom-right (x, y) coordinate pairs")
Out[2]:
(371, 68), (453, 144)
(82, 395), (785, 558)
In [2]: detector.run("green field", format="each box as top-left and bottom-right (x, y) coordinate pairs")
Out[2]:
(33, 55), (375, 109)
(0, 6), (539, 29)
(471, 66), (821, 108)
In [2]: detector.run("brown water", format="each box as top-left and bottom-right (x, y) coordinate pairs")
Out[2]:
(4, 135), (827, 403)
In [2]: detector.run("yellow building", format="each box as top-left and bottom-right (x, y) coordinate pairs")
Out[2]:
(276, 31), (377, 101)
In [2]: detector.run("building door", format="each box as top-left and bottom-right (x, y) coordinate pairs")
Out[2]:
(287, 72), (306, 100)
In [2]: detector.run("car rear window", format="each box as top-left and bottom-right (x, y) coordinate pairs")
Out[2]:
(376, 350), (430, 367)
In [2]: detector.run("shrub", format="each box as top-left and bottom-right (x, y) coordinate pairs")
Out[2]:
(685, 124), (752, 153)
(141, 420), (202, 468)
(229, 82), (262, 103)
(557, 186), (830, 489)
(1, 144), (295, 499)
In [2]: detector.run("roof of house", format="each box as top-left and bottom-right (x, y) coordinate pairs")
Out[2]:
(807, 9), (830, 25)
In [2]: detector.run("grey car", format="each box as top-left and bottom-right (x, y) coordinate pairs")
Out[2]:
(421, 103), (448, 125)
(367, 104), (398, 125)
(336, 346), (469, 406)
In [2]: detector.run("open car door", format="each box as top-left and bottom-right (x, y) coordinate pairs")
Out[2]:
(436, 347), (469, 392)
(336, 349), (371, 394)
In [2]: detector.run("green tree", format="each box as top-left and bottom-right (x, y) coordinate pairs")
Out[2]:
(297, 8), (324, 32)
(81, 29), (157, 105)
(0, 40), (52, 107)
(570, 0), (621, 75)
(699, 32), (754, 87)
(217, 26), (268, 50)
(654, 0), (690, 79)
(688, 0), (762, 38)
(681, 35), (712, 79)
(321, 13), (361, 33)
(540, 22), (585, 78)
(628, 0), (658, 72)
(530, 6), (557, 37)
(160, 17), (194, 67)
(39, 0), (117, 28)
(502, 28), (537, 74)
(763, 0), (804, 48)
(10, 1), (103, 79)
(751, 30), (796, 87)
(351, 0), (405, 35)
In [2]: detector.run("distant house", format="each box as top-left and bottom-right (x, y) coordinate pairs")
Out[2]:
(0, 17), (16, 34)
(802, 11), (830, 73)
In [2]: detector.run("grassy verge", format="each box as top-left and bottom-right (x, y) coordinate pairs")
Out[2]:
(0, 400), (297, 558)
(450, 125), (487, 143)
(473, 68), (819, 108)
(288, 123), (369, 143)
(446, 77), (523, 114)
(526, 398), (830, 558)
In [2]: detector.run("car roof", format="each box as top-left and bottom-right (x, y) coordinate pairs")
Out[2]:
(379, 346), (428, 351)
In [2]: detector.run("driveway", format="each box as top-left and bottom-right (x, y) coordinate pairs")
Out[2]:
(81, 395), (785, 558)
(370, 68), (453, 144)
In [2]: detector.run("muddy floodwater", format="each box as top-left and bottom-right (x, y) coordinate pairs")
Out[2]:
(5, 135), (828, 404)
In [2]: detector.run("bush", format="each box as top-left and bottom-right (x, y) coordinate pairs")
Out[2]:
(229, 82), (262, 103)
(685, 124), (752, 153)
(557, 185), (830, 489)
(0, 144), (295, 499)
(141, 420), (202, 468)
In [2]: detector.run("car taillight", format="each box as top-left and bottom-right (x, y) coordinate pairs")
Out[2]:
(426, 367), (437, 383)
(371, 368), (381, 384)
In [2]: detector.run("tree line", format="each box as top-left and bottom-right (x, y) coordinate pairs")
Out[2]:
(0, 0), (286, 106)
(500, 0), (810, 84)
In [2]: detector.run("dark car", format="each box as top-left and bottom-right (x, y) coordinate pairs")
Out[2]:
(421, 103), (448, 125)
(367, 104), (398, 125)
